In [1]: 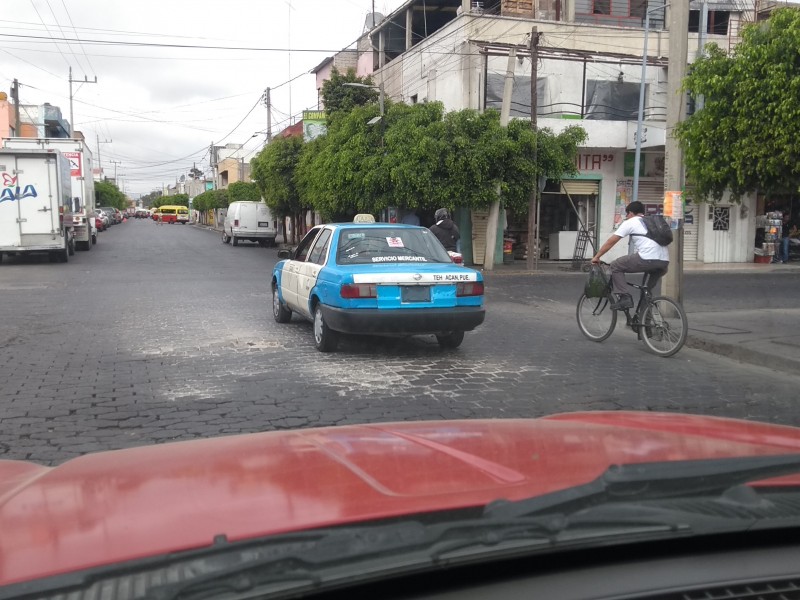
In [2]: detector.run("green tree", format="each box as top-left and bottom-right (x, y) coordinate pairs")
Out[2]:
(228, 181), (261, 203)
(191, 189), (229, 213)
(165, 193), (189, 208)
(676, 7), (800, 201)
(140, 190), (162, 208)
(95, 180), (126, 209)
(252, 135), (306, 218)
(295, 101), (586, 219)
(321, 67), (379, 121)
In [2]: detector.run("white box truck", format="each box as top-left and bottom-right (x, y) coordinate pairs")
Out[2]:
(0, 148), (75, 263)
(3, 138), (95, 250)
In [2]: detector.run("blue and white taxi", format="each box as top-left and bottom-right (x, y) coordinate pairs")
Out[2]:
(271, 216), (485, 351)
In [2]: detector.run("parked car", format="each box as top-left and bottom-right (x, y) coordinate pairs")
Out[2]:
(271, 216), (485, 351)
(99, 207), (123, 224)
(223, 201), (277, 246)
(4, 412), (800, 599)
(92, 210), (108, 231)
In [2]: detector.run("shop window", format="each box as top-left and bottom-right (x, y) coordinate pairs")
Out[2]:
(712, 206), (730, 231)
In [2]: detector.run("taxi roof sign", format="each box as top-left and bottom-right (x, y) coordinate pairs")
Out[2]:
(353, 214), (376, 224)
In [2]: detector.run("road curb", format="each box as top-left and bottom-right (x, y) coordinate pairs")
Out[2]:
(685, 334), (796, 375)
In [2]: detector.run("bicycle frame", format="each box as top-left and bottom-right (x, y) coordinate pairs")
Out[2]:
(619, 272), (660, 340)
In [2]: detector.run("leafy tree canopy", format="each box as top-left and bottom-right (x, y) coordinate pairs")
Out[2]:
(140, 190), (162, 208)
(228, 181), (262, 203)
(295, 101), (586, 218)
(192, 188), (229, 213)
(251, 135), (307, 219)
(321, 67), (379, 121)
(94, 180), (126, 210)
(676, 7), (800, 201)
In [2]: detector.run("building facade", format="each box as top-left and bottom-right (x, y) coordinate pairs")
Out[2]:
(318, 0), (761, 264)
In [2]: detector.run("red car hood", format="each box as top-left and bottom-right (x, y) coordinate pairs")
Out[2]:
(3, 411), (800, 586)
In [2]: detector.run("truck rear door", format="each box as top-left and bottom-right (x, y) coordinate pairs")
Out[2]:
(17, 154), (60, 238)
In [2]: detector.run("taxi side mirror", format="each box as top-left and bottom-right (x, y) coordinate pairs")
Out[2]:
(277, 249), (291, 260)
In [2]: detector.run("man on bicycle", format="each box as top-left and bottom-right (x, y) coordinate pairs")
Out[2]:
(591, 201), (669, 310)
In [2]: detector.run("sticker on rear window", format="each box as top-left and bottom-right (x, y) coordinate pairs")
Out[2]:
(372, 256), (428, 263)
(386, 236), (405, 248)
(346, 232), (365, 239)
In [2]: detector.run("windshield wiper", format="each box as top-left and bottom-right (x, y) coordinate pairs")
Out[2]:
(485, 453), (800, 520)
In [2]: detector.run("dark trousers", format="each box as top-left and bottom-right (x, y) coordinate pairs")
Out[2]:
(610, 254), (669, 296)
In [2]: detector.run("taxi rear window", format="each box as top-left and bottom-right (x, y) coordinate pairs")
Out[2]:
(336, 227), (451, 265)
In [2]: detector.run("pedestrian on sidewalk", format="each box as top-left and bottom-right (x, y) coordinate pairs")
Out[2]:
(775, 213), (797, 263)
(591, 201), (669, 310)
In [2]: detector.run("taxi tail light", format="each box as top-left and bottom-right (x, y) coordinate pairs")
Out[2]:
(341, 283), (377, 299)
(456, 282), (484, 297)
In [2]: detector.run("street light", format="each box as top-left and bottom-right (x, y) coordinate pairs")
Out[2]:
(633, 1), (669, 203)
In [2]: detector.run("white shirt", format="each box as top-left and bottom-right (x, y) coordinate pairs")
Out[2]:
(615, 216), (670, 261)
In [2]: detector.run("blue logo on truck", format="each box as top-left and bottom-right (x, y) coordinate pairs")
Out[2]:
(0, 173), (38, 203)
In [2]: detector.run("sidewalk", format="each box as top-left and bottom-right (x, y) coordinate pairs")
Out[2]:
(485, 259), (800, 375)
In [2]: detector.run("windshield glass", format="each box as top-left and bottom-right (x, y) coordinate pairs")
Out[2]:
(336, 227), (452, 264)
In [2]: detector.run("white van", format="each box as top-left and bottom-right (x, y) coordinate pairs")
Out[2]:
(222, 202), (277, 247)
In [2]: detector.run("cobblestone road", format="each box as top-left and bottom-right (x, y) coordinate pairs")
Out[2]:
(1, 220), (798, 465)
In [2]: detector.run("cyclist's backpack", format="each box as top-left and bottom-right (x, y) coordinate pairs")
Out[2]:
(636, 215), (673, 246)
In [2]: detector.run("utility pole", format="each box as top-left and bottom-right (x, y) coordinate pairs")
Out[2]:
(527, 27), (541, 271)
(663, 0), (689, 302)
(265, 87), (273, 143)
(96, 134), (111, 180)
(10, 79), (20, 136)
(484, 47), (517, 271)
(110, 159), (121, 182)
(68, 66), (97, 137)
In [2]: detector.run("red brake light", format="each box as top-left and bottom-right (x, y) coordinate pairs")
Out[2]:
(456, 282), (484, 297)
(341, 283), (377, 298)
(234, 219), (239, 227)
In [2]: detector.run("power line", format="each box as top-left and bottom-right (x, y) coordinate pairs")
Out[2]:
(59, 0), (97, 76)
(28, 0), (70, 68)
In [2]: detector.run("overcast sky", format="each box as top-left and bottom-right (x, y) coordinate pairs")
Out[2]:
(0, 0), (405, 196)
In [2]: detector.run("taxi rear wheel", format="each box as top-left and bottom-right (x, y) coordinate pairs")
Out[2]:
(313, 304), (338, 352)
(436, 331), (464, 348)
(272, 285), (292, 323)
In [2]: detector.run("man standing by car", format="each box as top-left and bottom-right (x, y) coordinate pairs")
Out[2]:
(429, 208), (460, 252)
(591, 201), (669, 310)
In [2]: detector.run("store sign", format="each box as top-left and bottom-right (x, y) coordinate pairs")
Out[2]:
(575, 153), (613, 171)
(626, 121), (666, 150)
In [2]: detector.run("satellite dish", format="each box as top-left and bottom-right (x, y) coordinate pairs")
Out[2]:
(179, 175), (186, 183)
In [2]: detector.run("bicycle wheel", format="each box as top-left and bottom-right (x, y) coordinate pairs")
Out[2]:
(576, 293), (617, 342)
(640, 296), (688, 357)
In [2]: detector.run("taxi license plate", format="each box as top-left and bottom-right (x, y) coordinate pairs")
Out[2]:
(401, 286), (430, 303)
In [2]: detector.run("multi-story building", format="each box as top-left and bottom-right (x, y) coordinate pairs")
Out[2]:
(320, 0), (760, 264)
(0, 96), (69, 140)
(211, 143), (251, 189)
